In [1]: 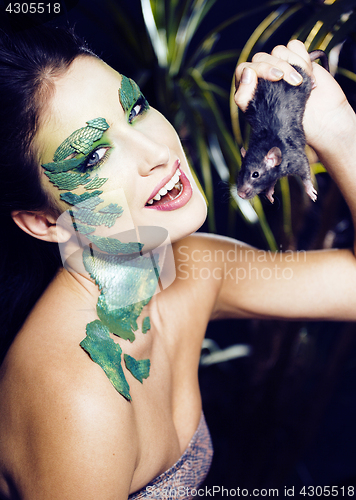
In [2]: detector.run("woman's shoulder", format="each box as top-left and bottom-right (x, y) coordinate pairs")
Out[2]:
(0, 323), (138, 499)
(0, 268), (139, 498)
(173, 231), (246, 259)
(171, 231), (242, 297)
(0, 281), (134, 427)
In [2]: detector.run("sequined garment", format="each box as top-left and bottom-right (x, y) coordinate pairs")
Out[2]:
(129, 412), (213, 499)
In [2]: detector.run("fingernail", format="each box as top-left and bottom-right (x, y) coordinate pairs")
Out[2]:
(241, 67), (253, 85)
(311, 75), (317, 89)
(290, 71), (303, 84)
(271, 68), (284, 78)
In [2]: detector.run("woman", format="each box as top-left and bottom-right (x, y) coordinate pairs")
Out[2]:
(0, 26), (355, 499)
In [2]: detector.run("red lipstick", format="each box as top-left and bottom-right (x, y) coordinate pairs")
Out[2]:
(145, 160), (193, 211)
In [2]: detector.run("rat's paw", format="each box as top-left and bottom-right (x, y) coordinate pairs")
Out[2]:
(265, 184), (275, 204)
(304, 181), (317, 202)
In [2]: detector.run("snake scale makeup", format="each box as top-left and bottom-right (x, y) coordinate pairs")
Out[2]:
(41, 76), (158, 401)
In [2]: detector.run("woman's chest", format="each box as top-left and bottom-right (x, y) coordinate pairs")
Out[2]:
(122, 298), (208, 492)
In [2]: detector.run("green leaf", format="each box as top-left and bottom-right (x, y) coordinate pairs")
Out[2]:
(279, 177), (293, 243)
(195, 50), (240, 76)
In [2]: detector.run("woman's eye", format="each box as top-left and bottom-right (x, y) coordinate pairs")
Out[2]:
(87, 147), (107, 167)
(128, 96), (148, 124)
(76, 146), (110, 173)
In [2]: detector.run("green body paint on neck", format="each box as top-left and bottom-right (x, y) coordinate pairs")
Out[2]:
(78, 241), (156, 398)
(80, 320), (131, 400)
(82, 248), (159, 342)
(124, 354), (150, 383)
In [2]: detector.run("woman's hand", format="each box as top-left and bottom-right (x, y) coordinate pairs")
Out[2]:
(234, 40), (355, 155)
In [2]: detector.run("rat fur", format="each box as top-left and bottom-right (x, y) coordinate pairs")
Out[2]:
(237, 51), (328, 203)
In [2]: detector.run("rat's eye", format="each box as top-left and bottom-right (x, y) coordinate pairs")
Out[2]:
(252, 171), (259, 178)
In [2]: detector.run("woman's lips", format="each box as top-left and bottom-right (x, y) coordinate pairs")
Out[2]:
(146, 159), (180, 203)
(145, 165), (193, 211)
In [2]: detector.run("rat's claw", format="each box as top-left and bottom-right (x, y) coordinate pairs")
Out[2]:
(265, 184), (275, 204)
(304, 180), (318, 202)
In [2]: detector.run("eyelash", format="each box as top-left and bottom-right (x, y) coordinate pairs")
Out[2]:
(76, 146), (111, 173)
(128, 96), (149, 124)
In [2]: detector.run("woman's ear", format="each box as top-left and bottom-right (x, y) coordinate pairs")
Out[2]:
(11, 211), (70, 243)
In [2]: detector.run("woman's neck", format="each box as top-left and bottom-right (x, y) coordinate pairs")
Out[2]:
(61, 238), (174, 401)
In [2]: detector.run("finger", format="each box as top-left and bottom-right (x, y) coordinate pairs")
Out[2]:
(252, 52), (304, 85)
(234, 67), (258, 112)
(287, 40), (312, 68)
(235, 60), (284, 88)
(275, 41), (317, 86)
(272, 41), (312, 73)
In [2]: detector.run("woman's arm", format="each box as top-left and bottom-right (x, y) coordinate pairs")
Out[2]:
(184, 41), (356, 322)
(177, 233), (356, 321)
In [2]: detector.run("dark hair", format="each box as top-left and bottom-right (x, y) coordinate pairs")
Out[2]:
(0, 25), (96, 362)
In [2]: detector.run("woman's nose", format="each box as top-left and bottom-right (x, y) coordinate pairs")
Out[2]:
(133, 130), (171, 175)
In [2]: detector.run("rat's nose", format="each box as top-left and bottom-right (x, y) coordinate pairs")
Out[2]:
(238, 190), (246, 199)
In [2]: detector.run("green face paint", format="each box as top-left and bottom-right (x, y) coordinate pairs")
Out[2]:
(54, 117), (109, 162)
(45, 109), (156, 401)
(118, 75), (150, 121)
(77, 242), (157, 400)
(70, 221), (95, 235)
(51, 153), (155, 399)
(60, 190), (103, 205)
(42, 156), (89, 173)
(119, 76), (142, 112)
(45, 171), (91, 190)
(74, 206), (122, 228)
(42, 118), (110, 202)
(84, 175), (108, 190)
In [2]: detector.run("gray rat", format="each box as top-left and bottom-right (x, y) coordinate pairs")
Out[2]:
(237, 50), (328, 203)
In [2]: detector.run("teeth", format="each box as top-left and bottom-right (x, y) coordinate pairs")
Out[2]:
(165, 179), (175, 191)
(162, 169), (181, 192)
(147, 167), (182, 205)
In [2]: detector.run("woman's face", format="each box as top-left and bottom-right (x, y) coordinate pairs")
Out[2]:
(35, 56), (207, 244)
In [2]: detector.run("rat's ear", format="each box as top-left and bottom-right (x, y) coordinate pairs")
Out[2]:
(265, 147), (282, 169)
(240, 147), (247, 158)
(11, 210), (70, 243)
